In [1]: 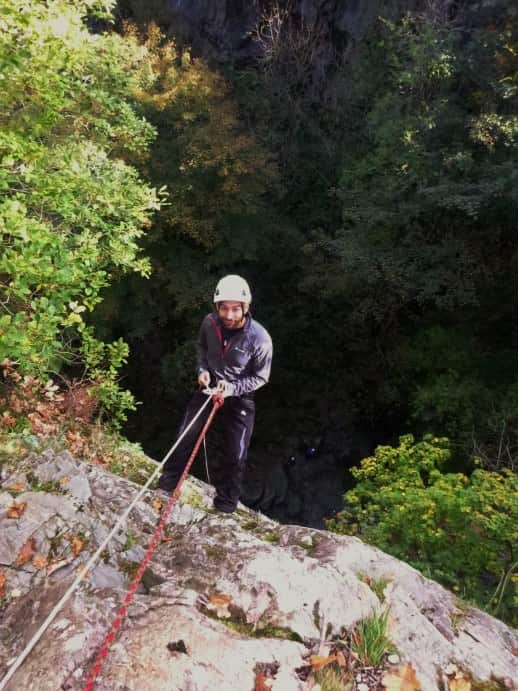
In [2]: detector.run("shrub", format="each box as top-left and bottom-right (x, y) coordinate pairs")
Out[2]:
(0, 0), (162, 423)
(327, 435), (517, 624)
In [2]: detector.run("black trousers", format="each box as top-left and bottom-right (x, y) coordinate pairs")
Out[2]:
(157, 391), (255, 512)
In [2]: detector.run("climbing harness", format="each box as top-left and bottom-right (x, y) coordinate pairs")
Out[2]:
(0, 390), (224, 691)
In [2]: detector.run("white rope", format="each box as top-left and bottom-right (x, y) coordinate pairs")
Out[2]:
(0, 392), (215, 691)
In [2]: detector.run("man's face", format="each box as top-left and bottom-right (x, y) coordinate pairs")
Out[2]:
(217, 301), (245, 328)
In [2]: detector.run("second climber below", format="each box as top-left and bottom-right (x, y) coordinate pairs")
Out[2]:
(157, 275), (273, 513)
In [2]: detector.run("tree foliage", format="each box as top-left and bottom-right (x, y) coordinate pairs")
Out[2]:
(327, 434), (517, 624)
(0, 0), (161, 422)
(93, 24), (285, 443)
(296, 9), (518, 458)
(304, 12), (517, 320)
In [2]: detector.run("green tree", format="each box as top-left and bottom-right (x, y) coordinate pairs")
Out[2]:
(327, 434), (517, 625)
(298, 10), (518, 454)
(304, 12), (517, 322)
(0, 0), (161, 422)
(94, 25), (286, 447)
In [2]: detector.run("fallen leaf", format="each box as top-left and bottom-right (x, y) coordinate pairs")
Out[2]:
(161, 535), (174, 543)
(449, 674), (471, 691)
(152, 497), (164, 513)
(512, 647), (518, 656)
(59, 477), (70, 485)
(0, 571), (6, 598)
(382, 663), (421, 691)
(71, 536), (84, 556)
(16, 538), (36, 566)
(9, 482), (25, 492)
(32, 555), (49, 570)
(7, 501), (27, 519)
(206, 593), (232, 618)
(255, 672), (274, 691)
(1, 412), (16, 428)
(310, 654), (338, 671)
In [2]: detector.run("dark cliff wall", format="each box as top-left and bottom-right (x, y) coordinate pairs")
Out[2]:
(117, 0), (385, 64)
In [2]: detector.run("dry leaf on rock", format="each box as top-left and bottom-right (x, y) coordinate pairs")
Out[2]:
(206, 593), (232, 618)
(7, 501), (27, 519)
(1, 412), (16, 428)
(383, 663), (421, 691)
(9, 482), (25, 492)
(152, 497), (164, 513)
(32, 555), (49, 570)
(71, 536), (84, 556)
(310, 654), (339, 671)
(16, 538), (36, 566)
(449, 674), (471, 691)
(59, 477), (70, 485)
(0, 571), (6, 598)
(255, 672), (274, 691)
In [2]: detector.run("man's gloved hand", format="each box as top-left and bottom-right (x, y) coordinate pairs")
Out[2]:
(198, 370), (211, 388)
(216, 379), (235, 398)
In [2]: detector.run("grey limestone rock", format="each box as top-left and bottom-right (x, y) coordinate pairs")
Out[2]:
(0, 450), (516, 691)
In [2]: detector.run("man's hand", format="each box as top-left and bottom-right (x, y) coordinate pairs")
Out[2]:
(216, 380), (234, 398)
(198, 371), (211, 388)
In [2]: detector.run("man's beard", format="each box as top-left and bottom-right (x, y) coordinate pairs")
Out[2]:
(224, 318), (242, 328)
(223, 314), (245, 328)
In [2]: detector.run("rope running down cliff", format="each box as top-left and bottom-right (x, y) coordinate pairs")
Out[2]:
(0, 392), (217, 691)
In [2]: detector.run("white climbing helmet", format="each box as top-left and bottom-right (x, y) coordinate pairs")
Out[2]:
(213, 275), (252, 304)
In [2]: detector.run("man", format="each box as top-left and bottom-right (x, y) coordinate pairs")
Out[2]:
(157, 275), (273, 513)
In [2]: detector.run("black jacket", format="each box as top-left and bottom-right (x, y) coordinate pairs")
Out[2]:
(196, 313), (273, 397)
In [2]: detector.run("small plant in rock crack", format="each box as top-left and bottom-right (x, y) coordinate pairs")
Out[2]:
(350, 608), (396, 667)
(123, 528), (139, 551)
(357, 573), (392, 603)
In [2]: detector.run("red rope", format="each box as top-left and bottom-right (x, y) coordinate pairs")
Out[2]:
(83, 394), (224, 691)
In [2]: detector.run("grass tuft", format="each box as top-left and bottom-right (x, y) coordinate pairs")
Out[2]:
(351, 609), (396, 666)
(314, 664), (354, 691)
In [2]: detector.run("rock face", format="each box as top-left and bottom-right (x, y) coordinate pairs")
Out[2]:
(119, 0), (382, 64)
(0, 451), (516, 690)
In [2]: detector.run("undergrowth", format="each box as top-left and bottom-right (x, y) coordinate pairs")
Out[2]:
(0, 363), (156, 485)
